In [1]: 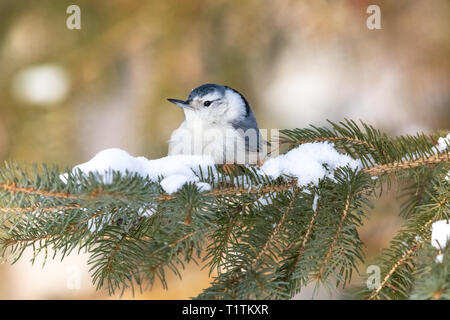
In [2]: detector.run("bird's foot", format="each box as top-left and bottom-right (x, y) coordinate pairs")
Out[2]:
(221, 163), (237, 174)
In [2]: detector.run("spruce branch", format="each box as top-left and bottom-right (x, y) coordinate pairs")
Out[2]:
(0, 120), (448, 299)
(359, 168), (449, 300)
(410, 244), (450, 300)
(283, 192), (320, 282)
(315, 192), (352, 282)
(250, 188), (301, 270)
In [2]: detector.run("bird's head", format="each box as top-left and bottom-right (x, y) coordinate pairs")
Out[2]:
(168, 84), (250, 124)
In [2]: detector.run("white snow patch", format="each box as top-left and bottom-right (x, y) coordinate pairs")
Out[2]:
(62, 148), (215, 194)
(436, 133), (450, 152)
(431, 219), (450, 264)
(312, 194), (319, 212)
(259, 142), (361, 187)
(431, 220), (450, 249)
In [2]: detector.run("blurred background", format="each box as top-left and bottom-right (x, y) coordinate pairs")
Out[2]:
(0, 0), (448, 299)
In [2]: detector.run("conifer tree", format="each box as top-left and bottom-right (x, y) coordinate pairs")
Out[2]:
(0, 120), (448, 299)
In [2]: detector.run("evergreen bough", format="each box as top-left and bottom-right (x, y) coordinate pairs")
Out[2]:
(0, 120), (448, 299)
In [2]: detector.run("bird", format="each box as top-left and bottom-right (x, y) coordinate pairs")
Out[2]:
(167, 84), (268, 169)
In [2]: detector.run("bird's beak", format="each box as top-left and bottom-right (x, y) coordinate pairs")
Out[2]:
(167, 98), (192, 109)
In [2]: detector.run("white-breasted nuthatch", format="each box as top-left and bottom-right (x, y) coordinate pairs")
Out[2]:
(167, 84), (268, 165)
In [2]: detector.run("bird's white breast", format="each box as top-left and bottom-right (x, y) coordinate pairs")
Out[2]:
(168, 117), (249, 164)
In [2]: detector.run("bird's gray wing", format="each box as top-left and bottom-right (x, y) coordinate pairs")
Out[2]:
(232, 111), (268, 153)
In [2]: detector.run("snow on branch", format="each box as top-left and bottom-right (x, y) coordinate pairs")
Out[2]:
(59, 142), (364, 195)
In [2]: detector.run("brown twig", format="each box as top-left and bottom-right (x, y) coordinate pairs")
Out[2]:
(0, 183), (79, 200)
(368, 241), (422, 300)
(0, 179), (299, 203)
(280, 136), (374, 149)
(0, 204), (80, 214)
(362, 153), (449, 176)
(158, 180), (300, 201)
(368, 217), (435, 300)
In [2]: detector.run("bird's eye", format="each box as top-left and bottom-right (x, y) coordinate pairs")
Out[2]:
(203, 101), (212, 107)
